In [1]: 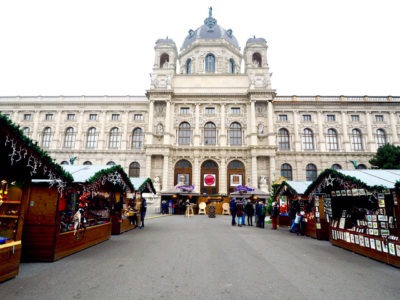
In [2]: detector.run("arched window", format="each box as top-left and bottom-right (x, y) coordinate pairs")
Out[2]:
(351, 129), (363, 151)
(302, 128), (314, 150)
(204, 122), (216, 145)
(132, 128), (143, 149)
(281, 163), (293, 180)
(109, 127), (120, 149)
(178, 122), (191, 145)
(63, 127), (75, 149)
(205, 53), (215, 73)
(107, 161), (116, 166)
(160, 53), (169, 68)
(357, 164), (367, 169)
(83, 161), (93, 165)
(331, 164), (342, 170)
(186, 58), (192, 74)
(306, 164), (318, 181)
(22, 127), (30, 137)
(129, 162), (140, 177)
(376, 129), (387, 147)
(228, 58), (235, 74)
(42, 127), (52, 149)
(86, 127), (97, 149)
(326, 128), (339, 151)
(60, 161), (69, 165)
(229, 122), (242, 145)
(278, 128), (290, 150)
(252, 52), (262, 67)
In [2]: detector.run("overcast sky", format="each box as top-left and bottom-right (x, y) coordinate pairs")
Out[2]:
(0, 0), (399, 97)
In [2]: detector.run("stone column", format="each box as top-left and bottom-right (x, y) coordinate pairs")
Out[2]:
(193, 156), (200, 194)
(317, 111), (325, 151)
(122, 111), (129, 150)
(341, 111), (350, 151)
(99, 111), (107, 150)
(365, 112), (375, 152)
(220, 104), (226, 146)
(53, 110), (62, 150)
(251, 156), (258, 188)
(164, 101), (171, 144)
(145, 155), (152, 178)
(293, 111), (300, 151)
(390, 112), (399, 144)
(194, 104), (200, 146)
(146, 100), (154, 145)
(267, 100), (275, 146)
(220, 158), (227, 195)
(269, 156), (276, 184)
(77, 110), (85, 149)
(250, 100), (257, 145)
(162, 155), (169, 192)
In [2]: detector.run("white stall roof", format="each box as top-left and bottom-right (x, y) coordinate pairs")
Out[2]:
(62, 165), (111, 182)
(285, 181), (313, 194)
(337, 169), (400, 189)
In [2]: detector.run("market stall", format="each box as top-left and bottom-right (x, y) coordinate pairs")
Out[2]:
(21, 165), (133, 261)
(305, 169), (400, 267)
(161, 185), (200, 215)
(274, 180), (329, 239)
(0, 114), (72, 281)
(109, 177), (156, 235)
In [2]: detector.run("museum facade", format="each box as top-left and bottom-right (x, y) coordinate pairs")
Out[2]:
(1, 10), (399, 195)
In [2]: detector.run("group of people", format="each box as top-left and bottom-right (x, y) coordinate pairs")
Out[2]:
(229, 198), (274, 228)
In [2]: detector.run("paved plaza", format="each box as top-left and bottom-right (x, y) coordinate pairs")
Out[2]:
(1, 214), (399, 300)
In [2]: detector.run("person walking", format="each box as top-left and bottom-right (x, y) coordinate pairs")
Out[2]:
(289, 204), (297, 232)
(229, 197), (237, 226)
(270, 201), (279, 230)
(259, 201), (266, 228)
(139, 197), (147, 229)
(244, 199), (254, 226)
(236, 200), (244, 227)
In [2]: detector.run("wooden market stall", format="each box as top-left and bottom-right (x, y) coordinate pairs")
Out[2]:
(21, 165), (133, 262)
(305, 169), (400, 267)
(0, 114), (72, 282)
(110, 177), (156, 235)
(274, 180), (330, 239)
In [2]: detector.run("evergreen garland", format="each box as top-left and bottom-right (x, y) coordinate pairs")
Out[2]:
(87, 165), (134, 191)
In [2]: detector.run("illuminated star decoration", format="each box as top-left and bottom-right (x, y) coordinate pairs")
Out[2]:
(325, 174), (335, 186)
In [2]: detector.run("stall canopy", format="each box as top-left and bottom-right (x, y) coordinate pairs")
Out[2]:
(0, 114), (73, 188)
(229, 187), (269, 199)
(62, 165), (133, 192)
(129, 177), (156, 194)
(275, 181), (312, 198)
(305, 169), (400, 195)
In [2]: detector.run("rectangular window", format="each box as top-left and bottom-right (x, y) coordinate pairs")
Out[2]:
(133, 114), (143, 121)
(180, 107), (190, 115)
(45, 114), (53, 121)
(67, 114), (75, 121)
(302, 114), (311, 121)
(231, 107), (240, 115)
(278, 114), (288, 121)
(2, 113), (10, 118)
(205, 107), (215, 115)
(351, 115), (360, 122)
(111, 113), (120, 121)
(327, 114), (336, 122)
(375, 115), (384, 122)
(89, 114), (98, 121)
(24, 114), (32, 121)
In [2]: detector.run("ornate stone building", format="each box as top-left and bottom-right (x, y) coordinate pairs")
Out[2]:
(1, 9), (399, 195)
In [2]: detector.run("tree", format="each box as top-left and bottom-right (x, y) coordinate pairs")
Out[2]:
(369, 144), (400, 169)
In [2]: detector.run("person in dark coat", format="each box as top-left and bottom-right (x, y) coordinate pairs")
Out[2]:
(244, 199), (254, 226)
(139, 197), (147, 229)
(270, 201), (279, 230)
(236, 200), (244, 227)
(288, 204), (297, 232)
(229, 198), (237, 226)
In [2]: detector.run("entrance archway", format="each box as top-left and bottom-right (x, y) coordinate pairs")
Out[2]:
(174, 159), (192, 186)
(201, 160), (219, 195)
(227, 160), (246, 193)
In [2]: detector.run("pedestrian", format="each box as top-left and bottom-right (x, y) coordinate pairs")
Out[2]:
(240, 198), (247, 226)
(236, 200), (244, 227)
(161, 199), (168, 215)
(229, 197), (237, 226)
(139, 197), (147, 229)
(270, 201), (279, 230)
(259, 201), (266, 228)
(185, 199), (194, 217)
(244, 199), (254, 226)
(293, 211), (303, 235)
(288, 204), (297, 232)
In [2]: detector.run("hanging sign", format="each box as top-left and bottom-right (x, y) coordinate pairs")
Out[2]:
(204, 174), (216, 186)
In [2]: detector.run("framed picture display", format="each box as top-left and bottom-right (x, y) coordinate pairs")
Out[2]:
(378, 199), (385, 208)
(331, 191), (336, 197)
(204, 174), (216, 187)
(367, 215), (372, 221)
(346, 232), (351, 243)
(346, 190), (352, 196)
(230, 174), (242, 186)
(377, 215), (387, 221)
(364, 237), (370, 248)
(359, 189), (366, 196)
(371, 215), (377, 222)
(376, 240), (382, 252)
(352, 189), (359, 196)
(380, 222), (387, 229)
(341, 190), (346, 197)
(350, 234), (355, 243)
(372, 222), (378, 229)
(339, 218), (346, 229)
(177, 173), (190, 186)
(355, 235), (359, 244)
(367, 221), (373, 228)
(359, 235), (365, 247)
(316, 223), (321, 229)
(389, 243), (396, 256)
(381, 229), (390, 237)
(396, 244), (400, 257)
(373, 229), (379, 236)
(370, 239), (376, 249)
(382, 242), (388, 253)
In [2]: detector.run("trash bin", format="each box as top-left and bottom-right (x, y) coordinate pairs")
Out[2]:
(208, 205), (216, 218)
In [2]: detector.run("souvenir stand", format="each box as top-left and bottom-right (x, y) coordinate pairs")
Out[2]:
(305, 169), (400, 267)
(110, 177), (156, 235)
(0, 114), (72, 282)
(274, 181), (329, 239)
(229, 186), (269, 204)
(161, 185), (200, 215)
(21, 165), (133, 262)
